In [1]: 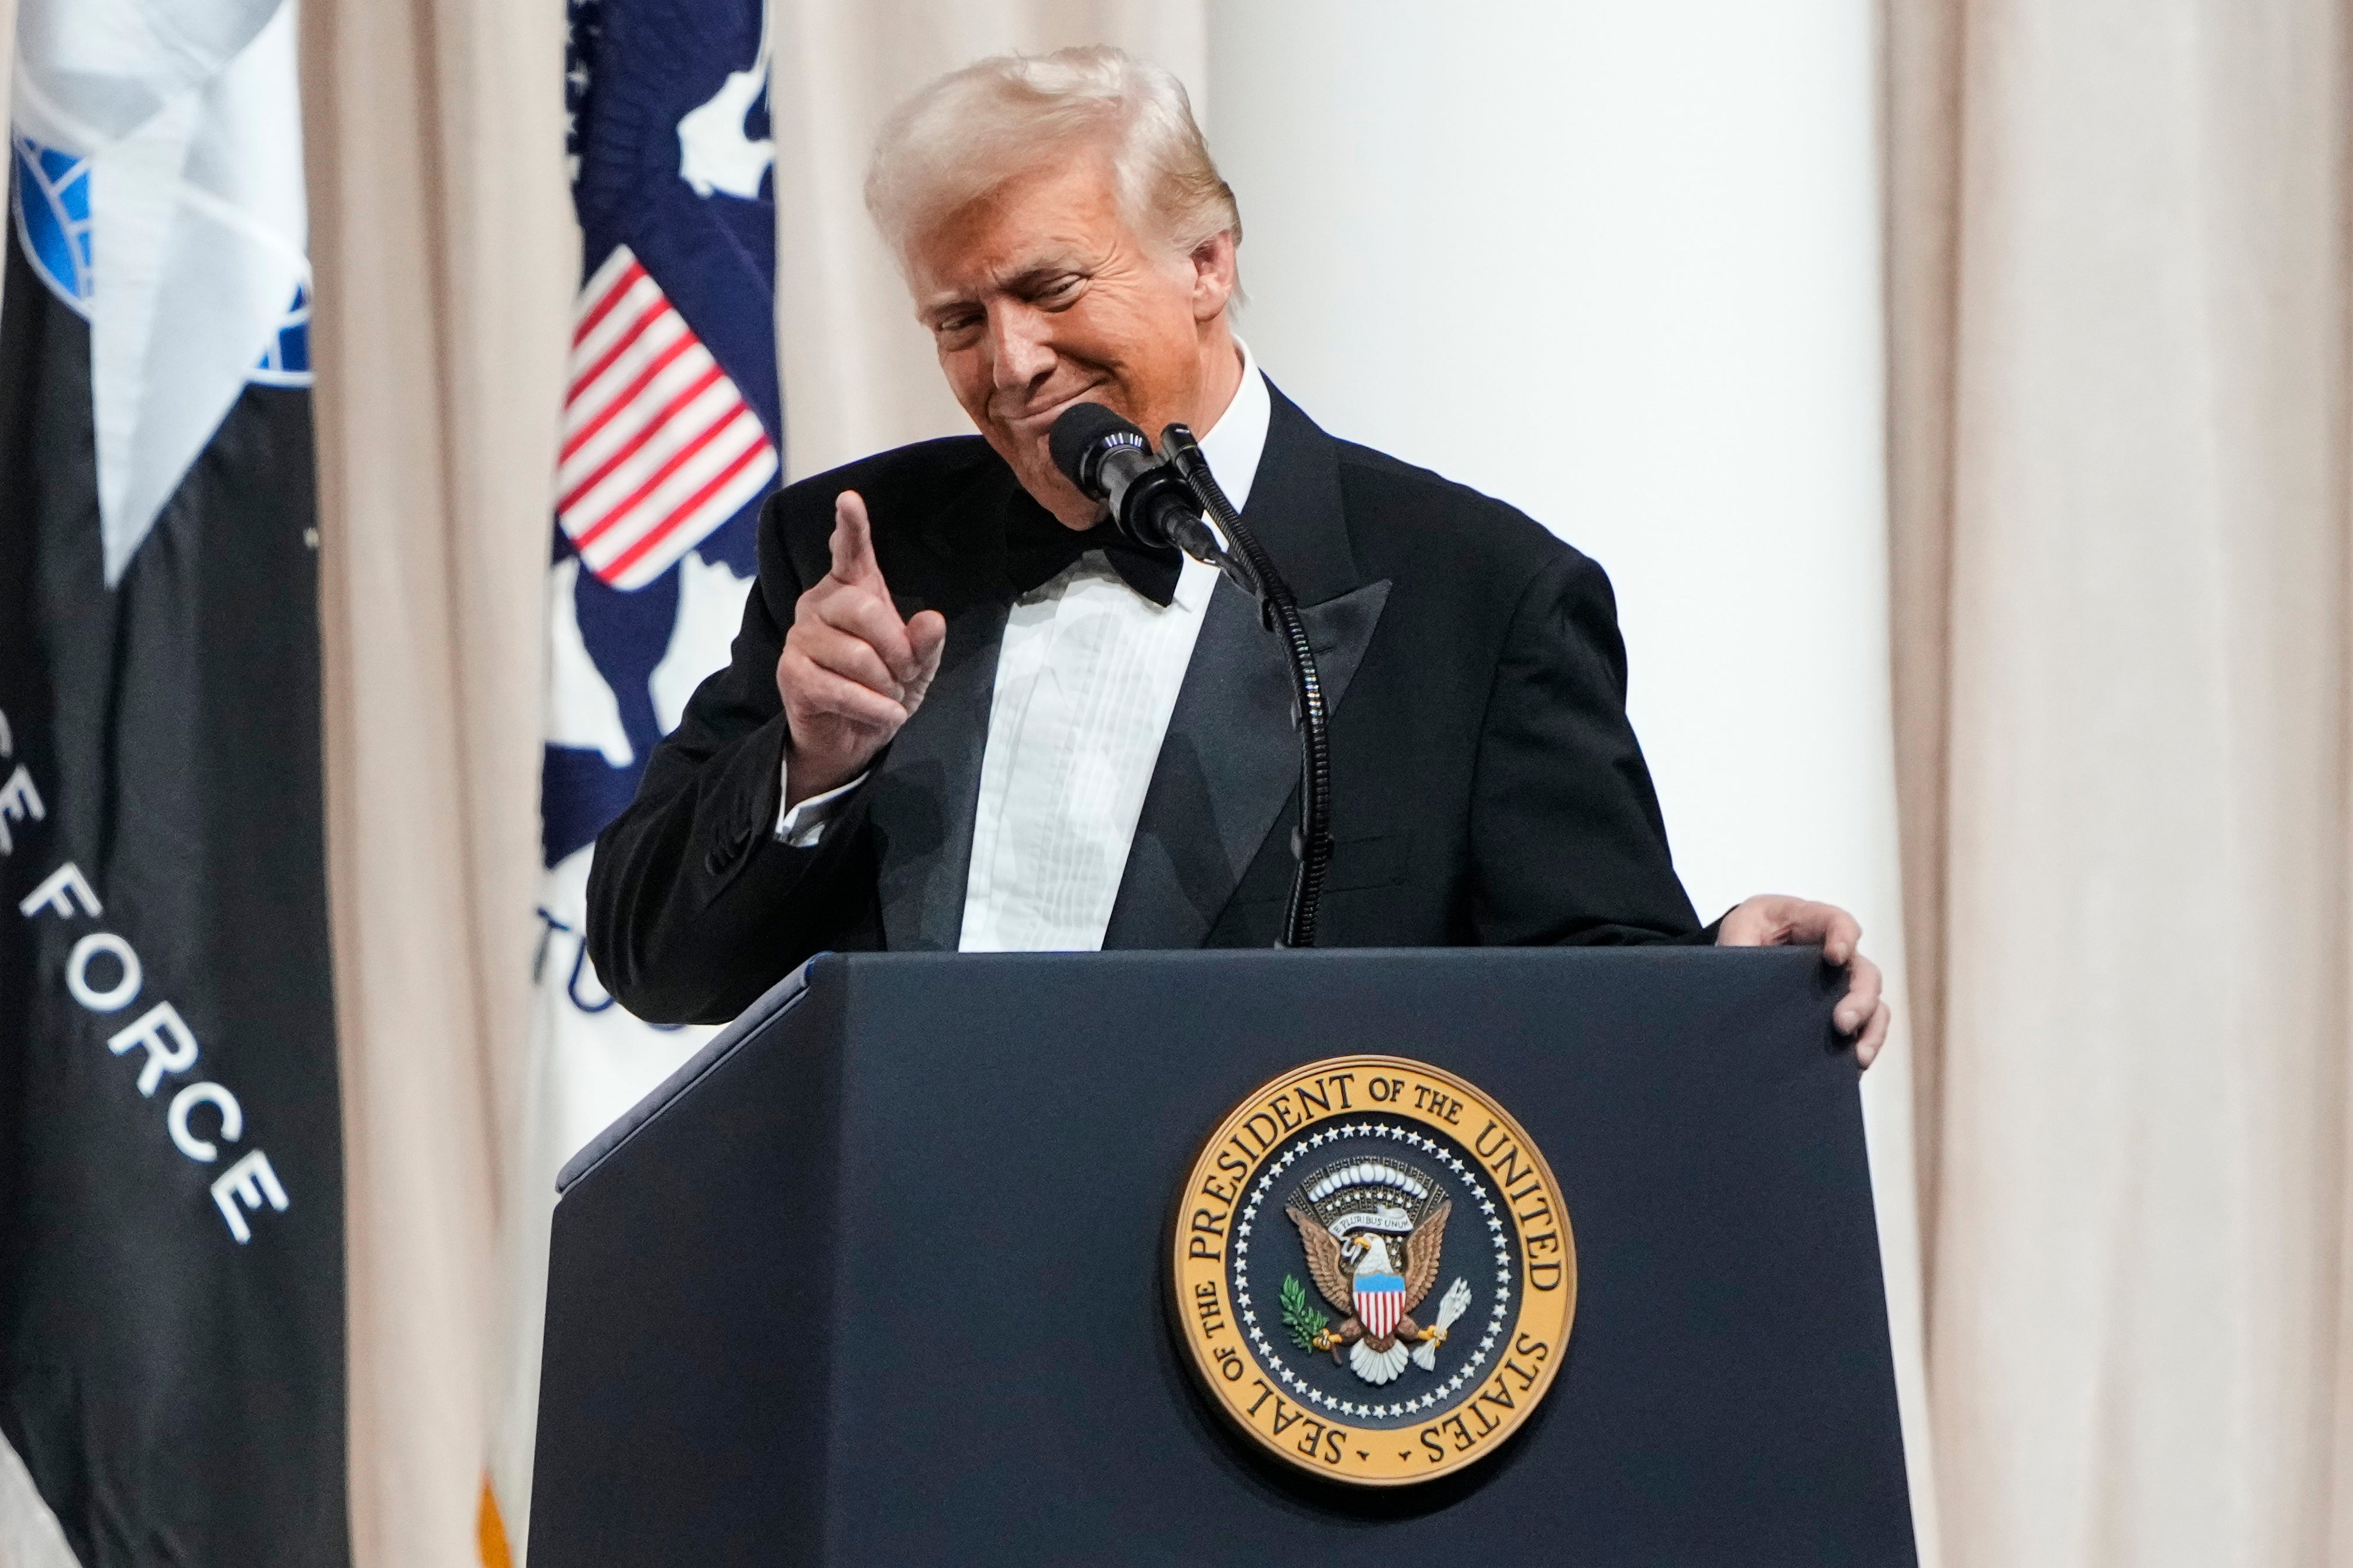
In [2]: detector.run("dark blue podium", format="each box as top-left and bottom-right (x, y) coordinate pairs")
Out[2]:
(529, 947), (1914, 1565)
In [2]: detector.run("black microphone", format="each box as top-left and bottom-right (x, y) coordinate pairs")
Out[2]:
(1049, 402), (1231, 566)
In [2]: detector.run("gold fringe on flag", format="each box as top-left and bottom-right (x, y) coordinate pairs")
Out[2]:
(477, 1476), (514, 1568)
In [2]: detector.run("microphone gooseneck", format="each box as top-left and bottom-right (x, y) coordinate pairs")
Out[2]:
(1049, 402), (1333, 947)
(1161, 425), (1331, 949)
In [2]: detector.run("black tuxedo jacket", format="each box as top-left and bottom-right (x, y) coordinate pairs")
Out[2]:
(586, 383), (1705, 1024)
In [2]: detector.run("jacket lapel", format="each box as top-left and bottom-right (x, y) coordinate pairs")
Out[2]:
(866, 594), (1005, 950)
(1102, 384), (1391, 949)
(865, 468), (1028, 951)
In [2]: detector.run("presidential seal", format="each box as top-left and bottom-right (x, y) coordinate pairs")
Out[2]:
(1172, 1056), (1575, 1486)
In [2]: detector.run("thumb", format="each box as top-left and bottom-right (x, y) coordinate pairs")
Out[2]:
(902, 610), (948, 707)
(828, 490), (885, 589)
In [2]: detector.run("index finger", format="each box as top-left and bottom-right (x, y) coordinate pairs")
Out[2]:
(828, 490), (884, 590)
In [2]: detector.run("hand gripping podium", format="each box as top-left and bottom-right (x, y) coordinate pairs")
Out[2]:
(530, 948), (1915, 1566)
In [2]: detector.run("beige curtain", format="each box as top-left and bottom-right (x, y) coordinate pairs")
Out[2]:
(1886, 1), (2353, 1563)
(301, 0), (572, 1564)
(770, 0), (1206, 477)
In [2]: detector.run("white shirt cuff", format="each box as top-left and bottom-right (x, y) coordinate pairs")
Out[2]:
(775, 766), (866, 848)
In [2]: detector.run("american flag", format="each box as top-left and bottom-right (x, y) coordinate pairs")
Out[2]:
(1356, 1272), (1406, 1339)
(557, 242), (778, 589)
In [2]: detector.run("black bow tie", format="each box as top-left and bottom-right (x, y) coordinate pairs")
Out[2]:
(1002, 498), (1184, 606)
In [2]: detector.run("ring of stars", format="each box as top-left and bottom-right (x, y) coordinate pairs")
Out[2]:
(1228, 1119), (1516, 1424)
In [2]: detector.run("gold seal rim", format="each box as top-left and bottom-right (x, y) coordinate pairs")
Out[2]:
(1171, 1053), (1577, 1487)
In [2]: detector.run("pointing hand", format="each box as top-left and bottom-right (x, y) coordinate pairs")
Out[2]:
(775, 490), (947, 804)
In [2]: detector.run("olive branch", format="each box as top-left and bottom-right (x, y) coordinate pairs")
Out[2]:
(1281, 1274), (1329, 1352)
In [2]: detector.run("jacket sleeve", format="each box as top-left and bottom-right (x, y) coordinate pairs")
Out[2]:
(1468, 547), (1710, 946)
(584, 497), (885, 1023)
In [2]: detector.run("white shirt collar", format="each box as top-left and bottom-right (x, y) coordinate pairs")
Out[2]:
(1192, 336), (1270, 516)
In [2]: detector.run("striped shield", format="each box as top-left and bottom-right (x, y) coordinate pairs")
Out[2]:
(1356, 1272), (1406, 1339)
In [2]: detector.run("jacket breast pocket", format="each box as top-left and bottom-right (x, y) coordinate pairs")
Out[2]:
(1319, 831), (1410, 894)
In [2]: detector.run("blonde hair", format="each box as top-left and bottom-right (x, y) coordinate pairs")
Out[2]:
(865, 46), (1241, 263)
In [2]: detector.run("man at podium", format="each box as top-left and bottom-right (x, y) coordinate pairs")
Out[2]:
(583, 46), (1888, 1067)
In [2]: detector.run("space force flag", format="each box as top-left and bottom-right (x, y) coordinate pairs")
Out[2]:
(480, 1), (780, 1560)
(0, 2), (346, 1566)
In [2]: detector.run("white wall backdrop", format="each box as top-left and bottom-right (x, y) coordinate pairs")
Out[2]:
(1205, 2), (1935, 1551)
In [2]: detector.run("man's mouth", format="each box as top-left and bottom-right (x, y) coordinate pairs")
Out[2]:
(996, 384), (1108, 440)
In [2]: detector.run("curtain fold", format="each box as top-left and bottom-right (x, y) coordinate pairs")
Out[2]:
(1886, 2), (2353, 1563)
(301, 0), (572, 1563)
(1884, 0), (1962, 1280)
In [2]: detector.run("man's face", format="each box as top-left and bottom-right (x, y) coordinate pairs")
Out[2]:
(906, 151), (1234, 527)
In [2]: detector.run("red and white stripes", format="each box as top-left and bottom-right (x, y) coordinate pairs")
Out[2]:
(1357, 1279), (1405, 1339)
(558, 244), (776, 589)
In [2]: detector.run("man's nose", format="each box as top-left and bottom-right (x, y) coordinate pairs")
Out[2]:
(986, 305), (1055, 392)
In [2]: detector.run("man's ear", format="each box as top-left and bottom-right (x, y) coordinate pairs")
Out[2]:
(1189, 230), (1239, 321)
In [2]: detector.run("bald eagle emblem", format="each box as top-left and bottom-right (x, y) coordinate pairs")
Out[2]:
(1283, 1156), (1474, 1386)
